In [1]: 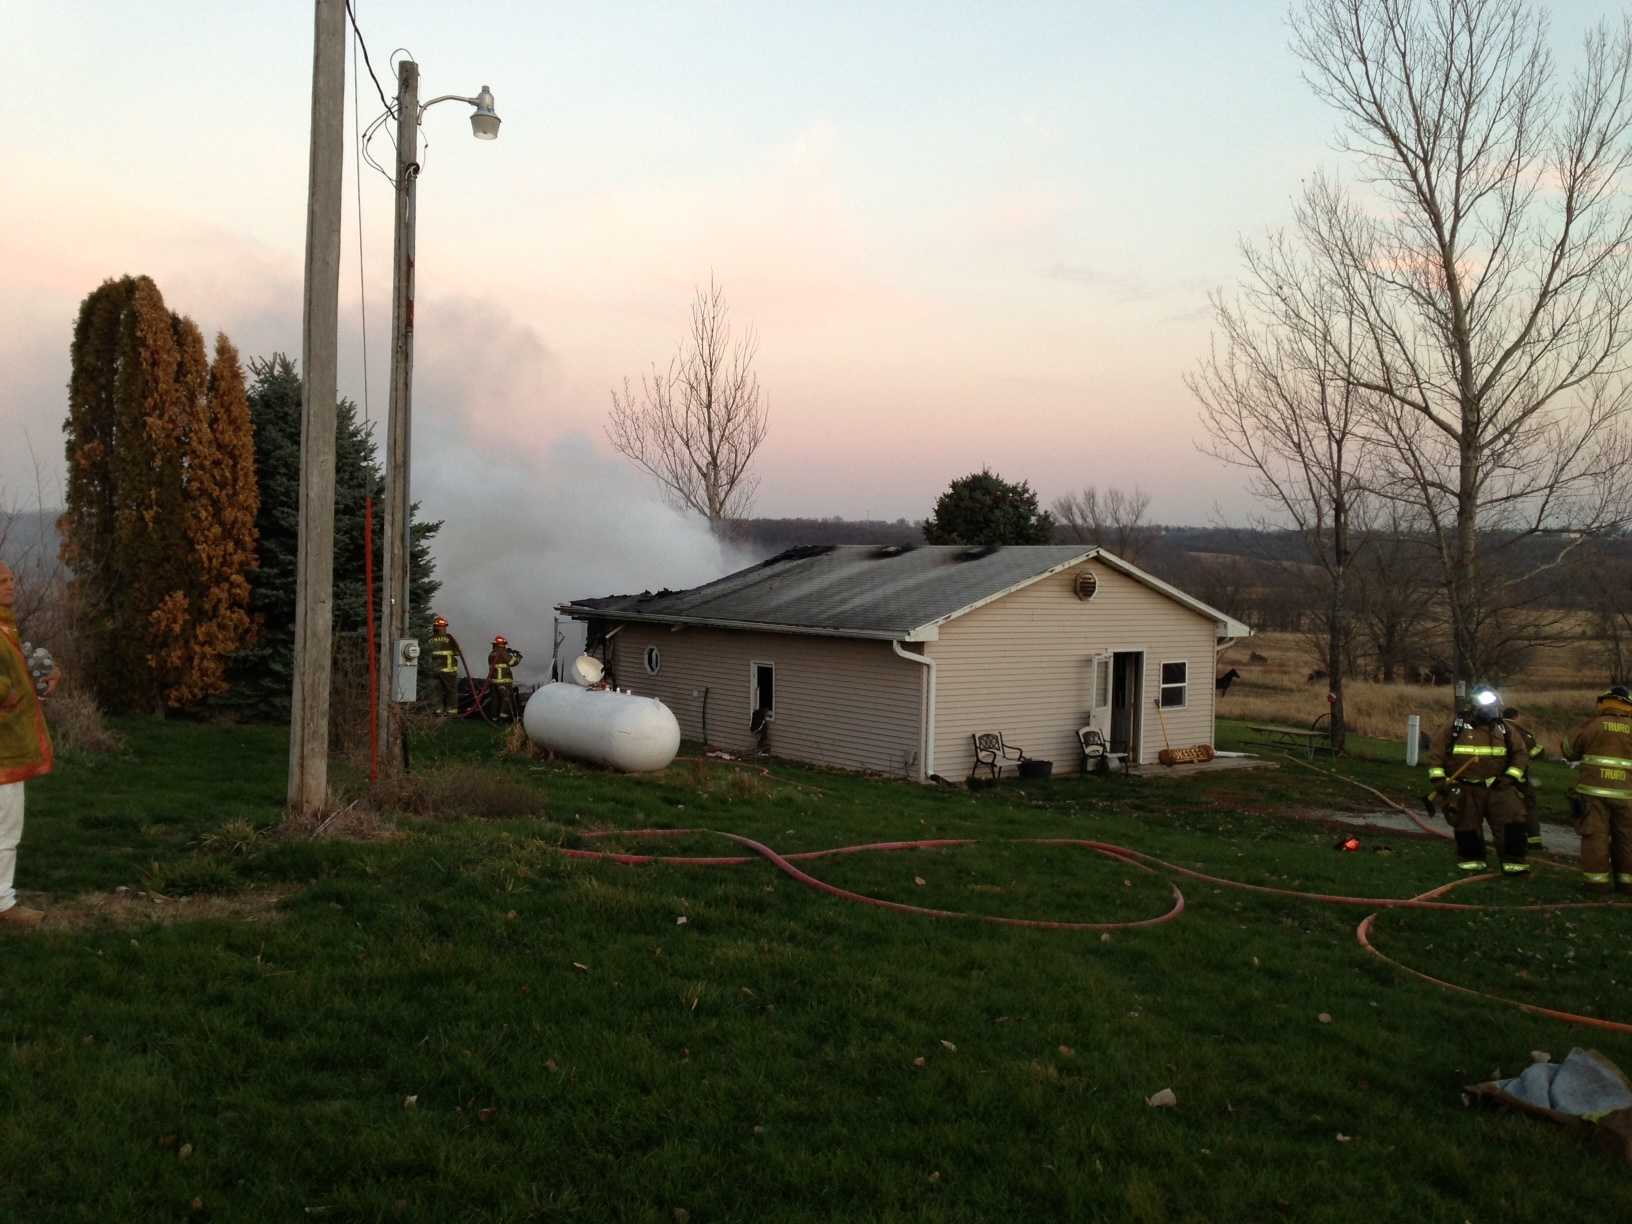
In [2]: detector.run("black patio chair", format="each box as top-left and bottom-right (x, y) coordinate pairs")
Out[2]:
(970, 732), (1025, 783)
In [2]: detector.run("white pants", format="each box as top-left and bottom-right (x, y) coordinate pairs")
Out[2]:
(0, 781), (22, 912)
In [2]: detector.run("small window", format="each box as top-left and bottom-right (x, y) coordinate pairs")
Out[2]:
(644, 646), (662, 675)
(1093, 657), (1111, 708)
(1159, 661), (1188, 709)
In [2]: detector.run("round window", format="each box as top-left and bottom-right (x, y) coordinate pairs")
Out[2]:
(644, 646), (662, 675)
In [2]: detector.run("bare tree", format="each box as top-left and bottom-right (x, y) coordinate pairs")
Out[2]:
(1052, 486), (1154, 564)
(1583, 538), (1632, 682)
(1352, 509), (1439, 682)
(1190, 265), (1372, 750)
(607, 277), (769, 527)
(1286, 0), (1632, 690)
(0, 442), (66, 642)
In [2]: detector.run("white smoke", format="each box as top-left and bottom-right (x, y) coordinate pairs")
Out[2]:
(407, 298), (750, 683)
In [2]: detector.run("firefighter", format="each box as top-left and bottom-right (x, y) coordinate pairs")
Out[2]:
(1562, 685), (1632, 893)
(487, 635), (522, 722)
(427, 616), (460, 715)
(1425, 686), (1531, 877)
(1502, 706), (1545, 850)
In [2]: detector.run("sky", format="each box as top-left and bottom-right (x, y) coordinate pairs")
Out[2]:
(0, 1), (1622, 662)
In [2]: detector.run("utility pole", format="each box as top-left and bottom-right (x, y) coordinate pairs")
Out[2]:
(288, 0), (346, 815)
(376, 58), (419, 778)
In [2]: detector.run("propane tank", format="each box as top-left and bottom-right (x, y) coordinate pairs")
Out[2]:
(523, 682), (680, 772)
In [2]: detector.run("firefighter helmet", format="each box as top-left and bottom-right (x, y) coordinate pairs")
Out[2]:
(1598, 685), (1632, 706)
(433, 615), (448, 629)
(1470, 686), (1501, 722)
(494, 635), (508, 646)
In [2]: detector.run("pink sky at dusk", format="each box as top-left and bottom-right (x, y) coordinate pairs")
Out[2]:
(6, 0), (1621, 556)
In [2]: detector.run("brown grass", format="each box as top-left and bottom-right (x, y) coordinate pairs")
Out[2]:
(14, 885), (297, 931)
(1219, 630), (1603, 742)
(367, 762), (549, 823)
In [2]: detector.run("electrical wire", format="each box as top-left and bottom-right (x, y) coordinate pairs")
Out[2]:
(345, 0), (393, 118)
(350, 9), (372, 426)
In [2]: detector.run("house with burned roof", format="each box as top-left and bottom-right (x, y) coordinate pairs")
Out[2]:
(557, 544), (1250, 782)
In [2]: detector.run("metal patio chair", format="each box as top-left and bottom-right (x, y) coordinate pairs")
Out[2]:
(970, 732), (1025, 783)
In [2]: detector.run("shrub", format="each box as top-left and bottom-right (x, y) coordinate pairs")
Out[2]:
(44, 685), (126, 756)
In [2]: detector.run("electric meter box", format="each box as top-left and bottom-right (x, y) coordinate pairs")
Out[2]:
(394, 638), (420, 703)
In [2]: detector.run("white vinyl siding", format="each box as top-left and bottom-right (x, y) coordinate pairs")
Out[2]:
(928, 560), (1219, 779)
(606, 626), (925, 778)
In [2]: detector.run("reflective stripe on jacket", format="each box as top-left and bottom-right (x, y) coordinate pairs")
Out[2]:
(488, 649), (516, 685)
(1567, 711), (1632, 801)
(1427, 720), (1528, 786)
(428, 634), (458, 674)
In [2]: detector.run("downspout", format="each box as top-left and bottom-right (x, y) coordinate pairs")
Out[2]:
(893, 641), (937, 782)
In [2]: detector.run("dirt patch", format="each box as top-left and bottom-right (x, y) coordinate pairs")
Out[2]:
(275, 803), (408, 843)
(1136, 757), (1279, 780)
(12, 885), (299, 932)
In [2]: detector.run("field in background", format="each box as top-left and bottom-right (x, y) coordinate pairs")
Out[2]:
(1218, 629), (1607, 744)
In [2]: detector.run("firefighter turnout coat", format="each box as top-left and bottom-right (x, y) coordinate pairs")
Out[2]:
(1427, 719), (1530, 791)
(1565, 702), (1632, 886)
(428, 633), (459, 677)
(1427, 716), (1531, 845)
(1565, 708), (1632, 804)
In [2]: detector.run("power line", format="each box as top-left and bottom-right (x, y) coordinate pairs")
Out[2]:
(351, 2), (372, 427)
(345, 0), (393, 119)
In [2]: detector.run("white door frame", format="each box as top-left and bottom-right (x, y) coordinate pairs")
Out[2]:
(1107, 646), (1147, 764)
(749, 659), (776, 720)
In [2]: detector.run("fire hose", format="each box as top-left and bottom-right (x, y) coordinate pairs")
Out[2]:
(564, 828), (1632, 1036)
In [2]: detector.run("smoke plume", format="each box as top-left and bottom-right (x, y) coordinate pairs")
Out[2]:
(408, 298), (750, 682)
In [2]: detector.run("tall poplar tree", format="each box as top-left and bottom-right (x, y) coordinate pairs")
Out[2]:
(62, 276), (259, 712)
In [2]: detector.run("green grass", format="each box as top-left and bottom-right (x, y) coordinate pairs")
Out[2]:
(2, 718), (1630, 1222)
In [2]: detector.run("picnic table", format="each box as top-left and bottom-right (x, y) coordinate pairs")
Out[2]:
(1246, 721), (1339, 760)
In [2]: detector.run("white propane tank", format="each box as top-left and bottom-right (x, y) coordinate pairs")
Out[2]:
(523, 682), (680, 772)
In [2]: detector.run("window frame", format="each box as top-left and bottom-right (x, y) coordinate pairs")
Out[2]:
(1158, 659), (1188, 710)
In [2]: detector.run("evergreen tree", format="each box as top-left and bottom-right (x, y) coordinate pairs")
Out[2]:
(63, 276), (257, 712)
(229, 354), (441, 719)
(63, 277), (138, 695)
(149, 331), (259, 707)
(922, 469), (1055, 546)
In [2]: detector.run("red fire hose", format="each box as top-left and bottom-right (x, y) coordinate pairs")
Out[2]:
(566, 829), (1632, 1034)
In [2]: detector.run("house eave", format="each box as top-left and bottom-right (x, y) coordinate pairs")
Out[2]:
(555, 604), (929, 642)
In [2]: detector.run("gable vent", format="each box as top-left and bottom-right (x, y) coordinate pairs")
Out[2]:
(1074, 571), (1098, 601)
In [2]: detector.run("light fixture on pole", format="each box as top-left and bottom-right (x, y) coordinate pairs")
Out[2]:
(420, 84), (503, 140)
(375, 63), (500, 780)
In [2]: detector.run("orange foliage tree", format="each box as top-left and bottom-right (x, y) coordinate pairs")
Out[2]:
(62, 276), (259, 712)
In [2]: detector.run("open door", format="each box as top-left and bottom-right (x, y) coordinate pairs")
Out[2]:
(1087, 655), (1113, 743)
(1110, 651), (1144, 762)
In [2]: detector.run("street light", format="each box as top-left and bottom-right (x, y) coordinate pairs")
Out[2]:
(376, 60), (500, 779)
(421, 84), (502, 140)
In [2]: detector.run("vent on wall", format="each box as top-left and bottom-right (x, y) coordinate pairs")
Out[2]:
(1074, 571), (1098, 601)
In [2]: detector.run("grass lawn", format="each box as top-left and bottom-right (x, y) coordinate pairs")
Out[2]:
(3, 718), (1630, 1222)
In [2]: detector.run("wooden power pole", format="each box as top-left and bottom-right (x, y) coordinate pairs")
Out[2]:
(288, 0), (346, 814)
(375, 58), (419, 778)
